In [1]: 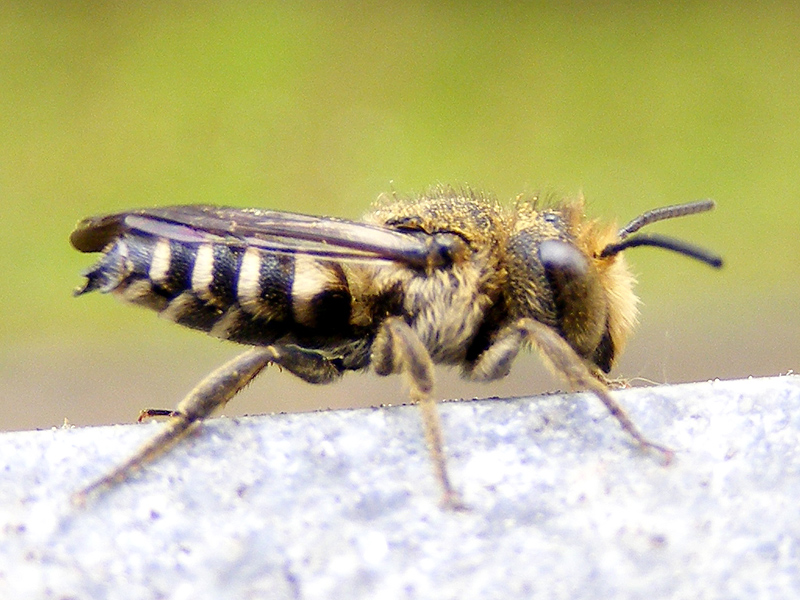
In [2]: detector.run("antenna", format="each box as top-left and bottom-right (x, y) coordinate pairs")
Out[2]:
(600, 200), (723, 268)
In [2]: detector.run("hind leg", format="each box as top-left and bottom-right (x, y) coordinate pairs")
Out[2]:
(74, 345), (345, 506)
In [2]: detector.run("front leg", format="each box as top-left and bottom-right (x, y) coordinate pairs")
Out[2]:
(372, 317), (465, 510)
(74, 345), (345, 506)
(467, 318), (672, 462)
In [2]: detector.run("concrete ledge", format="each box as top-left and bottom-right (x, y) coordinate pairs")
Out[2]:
(1, 376), (799, 599)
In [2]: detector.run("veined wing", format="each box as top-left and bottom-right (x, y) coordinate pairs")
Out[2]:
(70, 205), (435, 268)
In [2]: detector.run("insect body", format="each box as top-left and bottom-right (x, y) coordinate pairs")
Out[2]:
(71, 187), (722, 508)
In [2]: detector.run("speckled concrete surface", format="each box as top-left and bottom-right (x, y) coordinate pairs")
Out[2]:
(1, 376), (799, 599)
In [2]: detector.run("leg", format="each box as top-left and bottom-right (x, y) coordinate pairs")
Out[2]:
(464, 324), (525, 382)
(372, 317), (465, 510)
(516, 318), (673, 463)
(138, 345), (343, 421)
(73, 345), (344, 506)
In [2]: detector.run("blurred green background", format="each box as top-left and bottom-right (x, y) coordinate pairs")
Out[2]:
(1, 2), (797, 432)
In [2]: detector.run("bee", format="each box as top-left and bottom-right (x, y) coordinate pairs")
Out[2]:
(70, 186), (722, 508)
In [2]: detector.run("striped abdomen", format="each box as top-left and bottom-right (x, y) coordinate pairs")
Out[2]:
(76, 232), (354, 346)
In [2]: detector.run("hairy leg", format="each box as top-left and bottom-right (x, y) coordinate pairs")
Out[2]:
(466, 318), (672, 462)
(74, 345), (344, 506)
(373, 317), (465, 510)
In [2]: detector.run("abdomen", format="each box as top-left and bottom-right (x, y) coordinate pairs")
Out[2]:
(77, 232), (356, 348)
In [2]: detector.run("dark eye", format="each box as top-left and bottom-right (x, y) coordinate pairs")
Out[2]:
(538, 239), (588, 279)
(542, 212), (560, 225)
(537, 239), (612, 370)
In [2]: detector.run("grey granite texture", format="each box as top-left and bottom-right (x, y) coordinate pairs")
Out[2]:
(1, 376), (799, 599)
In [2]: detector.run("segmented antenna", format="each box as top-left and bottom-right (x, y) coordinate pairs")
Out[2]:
(599, 199), (723, 268)
(617, 199), (715, 240)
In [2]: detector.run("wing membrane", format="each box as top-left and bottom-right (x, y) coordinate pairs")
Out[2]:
(71, 205), (432, 268)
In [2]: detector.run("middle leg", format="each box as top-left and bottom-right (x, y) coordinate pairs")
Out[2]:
(372, 316), (465, 510)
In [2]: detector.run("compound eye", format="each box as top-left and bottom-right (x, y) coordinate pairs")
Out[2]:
(538, 239), (608, 365)
(538, 239), (589, 280)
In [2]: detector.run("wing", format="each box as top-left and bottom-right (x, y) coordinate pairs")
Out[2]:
(70, 205), (436, 268)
